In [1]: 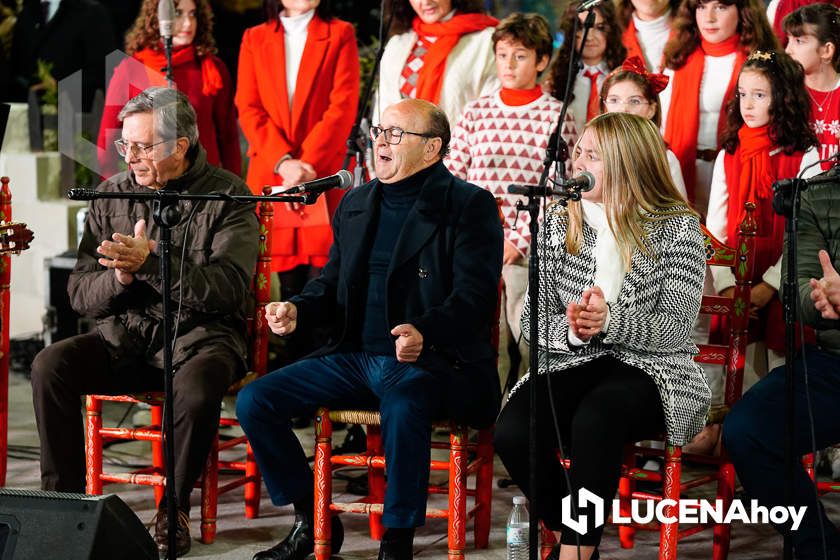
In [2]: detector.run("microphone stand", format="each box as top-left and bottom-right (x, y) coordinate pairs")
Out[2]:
(163, 34), (174, 88)
(772, 167), (840, 560)
(773, 177), (804, 560)
(342, 0), (392, 187)
(507, 9), (595, 559)
(67, 187), (315, 559)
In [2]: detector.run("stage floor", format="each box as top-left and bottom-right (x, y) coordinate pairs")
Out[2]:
(4, 370), (834, 559)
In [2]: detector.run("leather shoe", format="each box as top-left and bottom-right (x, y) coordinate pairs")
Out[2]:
(253, 513), (344, 560)
(152, 507), (191, 558)
(377, 531), (413, 560)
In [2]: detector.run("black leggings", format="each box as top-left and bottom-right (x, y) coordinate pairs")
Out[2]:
(495, 355), (665, 546)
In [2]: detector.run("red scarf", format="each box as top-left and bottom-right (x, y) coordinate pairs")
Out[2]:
(500, 85), (542, 106)
(621, 17), (673, 71)
(663, 34), (745, 205)
(723, 125), (807, 350)
(133, 45), (223, 97)
(411, 13), (499, 103)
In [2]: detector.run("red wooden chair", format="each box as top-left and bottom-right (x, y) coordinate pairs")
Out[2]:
(540, 203), (758, 560)
(311, 291), (503, 560)
(84, 193), (274, 543)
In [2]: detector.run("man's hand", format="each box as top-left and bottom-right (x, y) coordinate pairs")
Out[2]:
(266, 301), (298, 335)
(278, 159), (316, 212)
(810, 250), (840, 319)
(503, 240), (524, 265)
(391, 323), (423, 362)
(97, 219), (157, 285)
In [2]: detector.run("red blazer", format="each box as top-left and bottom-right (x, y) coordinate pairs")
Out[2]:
(236, 16), (359, 272)
(97, 50), (241, 178)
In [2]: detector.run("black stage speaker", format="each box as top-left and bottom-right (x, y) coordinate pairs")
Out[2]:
(0, 489), (157, 560)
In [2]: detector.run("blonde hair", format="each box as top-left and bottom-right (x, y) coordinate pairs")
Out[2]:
(562, 112), (696, 268)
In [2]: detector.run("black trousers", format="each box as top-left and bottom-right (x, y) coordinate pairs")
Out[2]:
(30, 331), (240, 512)
(495, 355), (664, 546)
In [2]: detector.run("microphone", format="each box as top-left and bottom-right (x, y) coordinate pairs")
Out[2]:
(577, 0), (603, 11)
(558, 171), (596, 192)
(158, 0), (175, 39)
(68, 187), (99, 200)
(507, 172), (596, 197)
(269, 169), (354, 195)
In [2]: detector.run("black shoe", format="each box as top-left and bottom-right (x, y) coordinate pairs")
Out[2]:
(153, 507), (191, 558)
(253, 514), (344, 560)
(377, 528), (414, 560)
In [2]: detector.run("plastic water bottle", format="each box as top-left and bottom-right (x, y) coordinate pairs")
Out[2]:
(506, 496), (529, 560)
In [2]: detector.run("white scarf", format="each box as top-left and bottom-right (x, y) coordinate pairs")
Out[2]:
(581, 199), (626, 304)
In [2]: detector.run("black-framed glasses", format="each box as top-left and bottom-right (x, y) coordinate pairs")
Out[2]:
(370, 126), (433, 145)
(114, 139), (168, 158)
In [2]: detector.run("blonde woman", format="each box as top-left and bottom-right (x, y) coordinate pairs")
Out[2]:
(494, 112), (711, 560)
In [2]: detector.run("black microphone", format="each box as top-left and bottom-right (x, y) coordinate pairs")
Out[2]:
(577, 0), (604, 12)
(268, 169), (354, 195)
(158, 0), (175, 39)
(558, 171), (596, 192)
(507, 172), (596, 197)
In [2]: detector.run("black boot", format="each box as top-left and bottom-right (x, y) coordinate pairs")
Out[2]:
(377, 528), (414, 560)
(252, 513), (344, 560)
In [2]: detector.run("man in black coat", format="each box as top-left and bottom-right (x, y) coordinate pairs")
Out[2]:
(237, 98), (504, 560)
(9, 0), (115, 111)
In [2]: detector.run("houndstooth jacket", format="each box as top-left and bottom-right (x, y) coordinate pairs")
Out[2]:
(512, 204), (711, 446)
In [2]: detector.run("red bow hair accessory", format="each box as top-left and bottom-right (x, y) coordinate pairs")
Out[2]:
(612, 56), (670, 95)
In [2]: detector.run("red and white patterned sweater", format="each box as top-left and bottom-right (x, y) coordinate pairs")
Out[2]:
(445, 92), (578, 257)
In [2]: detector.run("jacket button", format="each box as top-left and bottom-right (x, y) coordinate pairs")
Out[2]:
(418, 267), (429, 279)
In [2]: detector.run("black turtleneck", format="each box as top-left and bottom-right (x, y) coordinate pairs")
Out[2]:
(359, 163), (437, 355)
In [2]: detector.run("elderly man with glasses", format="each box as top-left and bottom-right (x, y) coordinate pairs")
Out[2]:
(30, 86), (259, 558)
(237, 98), (503, 560)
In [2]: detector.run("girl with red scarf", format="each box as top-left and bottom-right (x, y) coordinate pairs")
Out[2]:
(97, 0), (241, 178)
(660, 0), (777, 218)
(619, 0), (680, 71)
(374, 0), (499, 127)
(706, 51), (819, 398)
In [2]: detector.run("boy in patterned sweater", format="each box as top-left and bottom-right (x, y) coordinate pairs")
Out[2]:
(445, 12), (578, 384)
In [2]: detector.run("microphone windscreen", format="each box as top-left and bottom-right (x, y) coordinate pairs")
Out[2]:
(158, 0), (175, 38)
(336, 169), (353, 189)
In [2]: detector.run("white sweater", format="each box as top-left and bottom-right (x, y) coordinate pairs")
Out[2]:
(373, 26), (499, 127)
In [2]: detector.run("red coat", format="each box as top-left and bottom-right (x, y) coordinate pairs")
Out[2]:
(97, 49), (241, 178)
(236, 16), (359, 272)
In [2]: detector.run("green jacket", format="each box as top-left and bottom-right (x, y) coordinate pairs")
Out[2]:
(783, 175), (840, 355)
(69, 146), (259, 373)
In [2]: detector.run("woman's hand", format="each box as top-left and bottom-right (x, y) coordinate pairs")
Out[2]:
(277, 159), (316, 212)
(567, 286), (608, 342)
(503, 240), (524, 265)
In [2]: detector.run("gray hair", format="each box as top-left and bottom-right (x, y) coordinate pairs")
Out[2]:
(117, 86), (199, 148)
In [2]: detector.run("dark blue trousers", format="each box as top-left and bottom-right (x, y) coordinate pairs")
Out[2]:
(723, 346), (840, 559)
(236, 352), (443, 528)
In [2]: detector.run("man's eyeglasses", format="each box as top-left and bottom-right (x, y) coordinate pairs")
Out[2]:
(114, 139), (168, 158)
(370, 126), (434, 145)
(603, 96), (650, 108)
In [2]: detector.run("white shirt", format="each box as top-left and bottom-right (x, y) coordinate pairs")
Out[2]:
(280, 9), (315, 107)
(707, 146), (821, 293)
(633, 10), (671, 72)
(570, 62), (610, 129)
(568, 200), (623, 346)
(44, 0), (60, 22)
